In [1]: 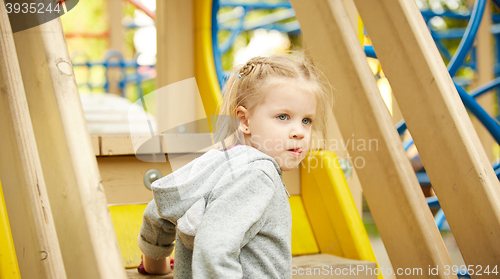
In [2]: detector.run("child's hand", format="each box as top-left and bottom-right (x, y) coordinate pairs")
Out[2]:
(139, 254), (174, 275)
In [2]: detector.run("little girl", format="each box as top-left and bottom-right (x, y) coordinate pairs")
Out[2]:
(138, 55), (330, 278)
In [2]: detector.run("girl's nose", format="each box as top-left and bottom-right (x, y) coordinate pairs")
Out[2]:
(290, 124), (305, 139)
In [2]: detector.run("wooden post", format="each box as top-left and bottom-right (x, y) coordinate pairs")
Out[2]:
(156, 0), (199, 134)
(355, 0), (500, 274)
(290, 0), (455, 277)
(333, 0), (364, 215)
(0, 2), (66, 277)
(470, 0), (495, 161)
(11, 18), (127, 279)
(107, 0), (124, 95)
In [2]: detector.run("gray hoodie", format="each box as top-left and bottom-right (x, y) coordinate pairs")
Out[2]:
(138, 144), (292, 278)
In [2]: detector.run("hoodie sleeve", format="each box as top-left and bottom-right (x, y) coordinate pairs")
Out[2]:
(138, 199), (176, 260)
(192, 165), (276, 278)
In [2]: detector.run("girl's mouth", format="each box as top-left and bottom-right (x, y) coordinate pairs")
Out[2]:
(287, 148), (302, 157)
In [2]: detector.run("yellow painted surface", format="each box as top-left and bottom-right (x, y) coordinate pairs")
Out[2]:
(0, 180), (21, 279)
(359, 16), (364, 44)
(289, 196), (319, 256)
(301, 151), (382, 279)
(194, 0), (223, 131)
(109, 204), (149, 268)
(111, 196), (321, 267)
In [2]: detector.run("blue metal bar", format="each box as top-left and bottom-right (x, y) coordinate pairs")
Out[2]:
(434, 209), (446, 230)
(495, 167), (500, 179)
(453, 76), (472, 87)
(447, 0), (486, 77)
(212, 0), (225, 89)
(218, 8), (296, 32)
(470, 76), (500, 98)
(432, 28), (467, 40)
(218, 21), (300, 33)
(402, 138), (413, 152)
(243, 8), (295, 30)
(431, 32), (453, 61)
(364, 46), (377, 59)
(420, 10), (471, 20)
(492, 0), (500, 9)
(219, 8), (247, 54)
(455, 82), (500, 144)
(493, 14), (500, 23)
(395, 119), (406, 136)
(426, 196), (440, 210)
(219, 1), (292, 9)
(417, 173), (432, 186)
(103, 51), (126, 95)
(122, 22), (153, 29)
(217, 6), (245, 24)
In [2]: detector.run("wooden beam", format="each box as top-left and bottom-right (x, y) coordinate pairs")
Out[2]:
(107, 0), (124, 95)
(98, 153), (300, 205)
(0, 2), (66, 277)
(12, 18), (127, 279)
(290, 0), (455, 276)
(355, 0), (500, 272)
(470, 0), (495, 161)
(156, 0), (198, 133)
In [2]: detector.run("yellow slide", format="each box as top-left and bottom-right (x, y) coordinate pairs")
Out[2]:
(0, 180), (21, 279)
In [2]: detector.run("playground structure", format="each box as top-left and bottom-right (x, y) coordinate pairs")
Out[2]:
(1, 1), (500, 279)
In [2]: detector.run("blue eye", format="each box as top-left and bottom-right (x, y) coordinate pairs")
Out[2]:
(278, 114), (288, 120)
(303, 118), (312, 125)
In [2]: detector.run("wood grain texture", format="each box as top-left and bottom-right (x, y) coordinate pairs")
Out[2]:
(0, 2), (66, 277)
(355, 0), (500, 273)
(291, 0), (455, 277)
(98, 153), (300, 205)
(12, 18), (127, 279)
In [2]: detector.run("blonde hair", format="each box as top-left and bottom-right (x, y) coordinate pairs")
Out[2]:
(214, 54), (332, 150)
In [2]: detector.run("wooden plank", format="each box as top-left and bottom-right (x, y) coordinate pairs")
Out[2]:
(101, 135), (162, 156)
(98, 155), (178, 204)
(162, 133), (216, 153)
(290, 0), (455, 277)
(354, 0), (500, 273)
(470, 0), (495, 161)
(98, 154), (300, 204)
(0, 3), (66, 277)
(284, 167), (300, 196)
(156, 0), (199, 134)
(107, 0), (124, 95)
(12, 19), (127, 279)
(126, 269), (173, 279)
(97, 133), (299, 195)
(323, 108), (364, 214)
(91, 136), (100, 156)
(292, 254), (377, 279)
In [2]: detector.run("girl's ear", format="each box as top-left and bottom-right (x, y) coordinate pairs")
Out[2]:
(236, 105), (251, 134)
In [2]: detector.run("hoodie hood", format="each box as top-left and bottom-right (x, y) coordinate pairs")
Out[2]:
(150, 145), (283, 248)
